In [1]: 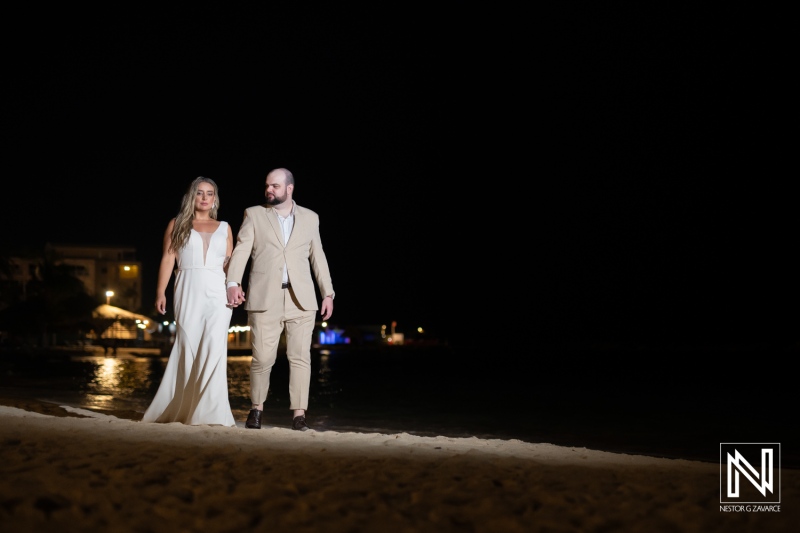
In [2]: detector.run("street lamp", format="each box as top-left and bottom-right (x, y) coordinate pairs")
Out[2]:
(105, 290), (114, 305)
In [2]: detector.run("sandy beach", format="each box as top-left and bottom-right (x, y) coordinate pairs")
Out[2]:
(0, 397), (796, 533)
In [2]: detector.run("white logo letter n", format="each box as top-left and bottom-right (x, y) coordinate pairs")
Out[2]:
(727, 449), (774, 497)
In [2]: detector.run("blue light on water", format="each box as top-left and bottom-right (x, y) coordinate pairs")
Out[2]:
(318, 328), (349, 344)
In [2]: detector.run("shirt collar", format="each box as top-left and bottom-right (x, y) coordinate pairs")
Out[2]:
(273, 200), (296, 219)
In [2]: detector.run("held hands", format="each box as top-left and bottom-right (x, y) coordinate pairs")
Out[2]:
(227, 285), (246, 308)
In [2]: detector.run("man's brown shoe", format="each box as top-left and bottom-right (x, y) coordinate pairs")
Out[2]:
(245, 409), (262, 429)
(292, 415), (309, 431)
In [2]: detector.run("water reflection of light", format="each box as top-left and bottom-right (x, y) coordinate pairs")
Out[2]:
(317, 352), (331, 385)
(79, 356), (162, 400)
(73, 355), (165, 411)
(98, 358), (120, 389)
(227, 356), (253, 362)
(84, 394), (116, 410)
(58, 355), (346, 419)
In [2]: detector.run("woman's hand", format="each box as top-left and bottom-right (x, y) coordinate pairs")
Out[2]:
(155, 294), (167, 315)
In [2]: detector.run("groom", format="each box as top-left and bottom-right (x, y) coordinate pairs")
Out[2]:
(226, 167), (335, 431)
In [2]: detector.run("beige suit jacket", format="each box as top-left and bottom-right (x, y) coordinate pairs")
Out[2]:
(226, 202), (334, 312)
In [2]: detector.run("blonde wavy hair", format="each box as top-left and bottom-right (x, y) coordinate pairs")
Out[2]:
(170, 176), (221, 253)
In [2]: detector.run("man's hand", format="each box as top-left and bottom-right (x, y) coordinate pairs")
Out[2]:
(320, 296), (333, 320)
(227, 286), (246, 307)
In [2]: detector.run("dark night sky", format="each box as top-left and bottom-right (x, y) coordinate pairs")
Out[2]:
(4, 6), (795, 353)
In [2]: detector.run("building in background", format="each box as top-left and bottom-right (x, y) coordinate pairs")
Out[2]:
(43, 243), (143, 311)
(91, 304), (155, 341)
(4, 243), (143, 313)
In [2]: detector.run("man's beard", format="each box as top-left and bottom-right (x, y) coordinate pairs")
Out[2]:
(265, 193), (287, 205)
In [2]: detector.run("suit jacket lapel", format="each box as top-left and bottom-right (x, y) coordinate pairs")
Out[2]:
(286, 200), (305, 246)
(263, 205), (285, 246)
(287, 205), (303, 248)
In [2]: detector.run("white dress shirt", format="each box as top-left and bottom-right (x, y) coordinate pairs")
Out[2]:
(275, 205), (295, 285)
(227, 203), (295, 289)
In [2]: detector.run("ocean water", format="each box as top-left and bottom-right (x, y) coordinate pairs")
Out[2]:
(1, 343), (797, 468)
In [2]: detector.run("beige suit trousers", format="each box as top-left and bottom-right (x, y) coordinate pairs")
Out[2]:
(248, 287), (316, 410)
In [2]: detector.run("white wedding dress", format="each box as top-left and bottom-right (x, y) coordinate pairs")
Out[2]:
(142, 222), (235, 426)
